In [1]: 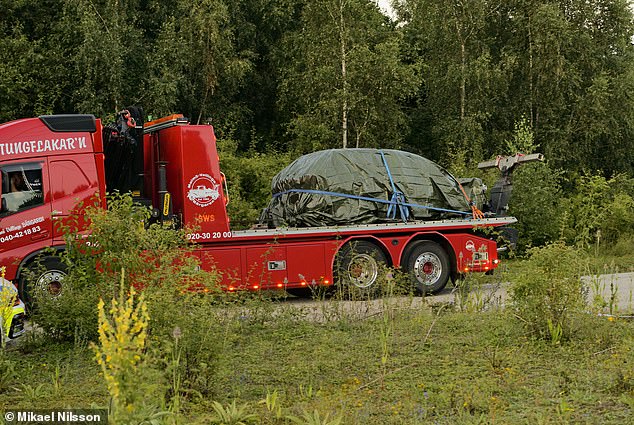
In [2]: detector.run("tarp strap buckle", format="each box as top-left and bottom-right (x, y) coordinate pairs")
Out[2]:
(379, 150), (409, 222)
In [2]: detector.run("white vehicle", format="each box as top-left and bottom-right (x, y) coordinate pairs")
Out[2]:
(187, 185), (220, 203)
(0, 276), (25, 345)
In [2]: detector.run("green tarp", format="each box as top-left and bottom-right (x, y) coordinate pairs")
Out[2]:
(259, 149), (471, 228)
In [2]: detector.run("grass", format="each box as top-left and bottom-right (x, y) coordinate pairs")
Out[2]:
(1, 297), (632, 424)
(504, 251), (634, 277)
(6, 194), (634, 423)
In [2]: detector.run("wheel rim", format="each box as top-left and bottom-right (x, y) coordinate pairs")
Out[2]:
(413, 252), (442, 286)
(347, 253), (379, 288)
(36, 270), (66, 297)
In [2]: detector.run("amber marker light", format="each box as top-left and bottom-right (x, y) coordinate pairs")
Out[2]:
(253, 284), (259, 290)
(277, 283), (283, 288)
(144, 113), (186, 129)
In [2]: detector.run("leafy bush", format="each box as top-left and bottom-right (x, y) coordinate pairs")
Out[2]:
(563, 173), (634, 247)
(509, 242), (587, 341)
(217, 138), (292, 229)
(33, 193), (218, 341)
(31, 193), (251, 404)
(507, 162), (564, 251)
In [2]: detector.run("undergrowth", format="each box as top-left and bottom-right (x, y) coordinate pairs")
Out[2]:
(1, 194), (633, 424)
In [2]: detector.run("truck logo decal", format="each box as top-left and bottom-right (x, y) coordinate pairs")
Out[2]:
(187, 173), (220, 207)
(465, 240), (475, 251)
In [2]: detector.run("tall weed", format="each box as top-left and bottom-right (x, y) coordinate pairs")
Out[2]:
(509, 242), (587, 340)
(92, 276), (166, 423)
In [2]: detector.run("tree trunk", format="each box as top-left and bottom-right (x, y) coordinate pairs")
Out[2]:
(460, 39), (466, 121)
(339, 0), (348, 148)
(454, 18), (466, 122)
(528, 14), (534, 129)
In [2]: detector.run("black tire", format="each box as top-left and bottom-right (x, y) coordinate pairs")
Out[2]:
(18, 256), (67, 311)
(335, 240), (388, 297)
(404, 241), (451, 295)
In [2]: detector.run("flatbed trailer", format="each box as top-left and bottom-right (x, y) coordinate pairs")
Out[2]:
(198, 216), (513, 293)
(0, 112), (515, 303)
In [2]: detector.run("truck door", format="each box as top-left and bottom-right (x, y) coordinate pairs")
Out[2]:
(0, 161), (53, 261)
(48, 156), (100, 239)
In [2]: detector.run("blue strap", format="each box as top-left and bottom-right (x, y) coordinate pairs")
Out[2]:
(379, 150), (409, 221)
(272, 188), (470, 217)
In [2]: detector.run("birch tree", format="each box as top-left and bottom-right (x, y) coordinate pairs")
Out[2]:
(279, 0), (418, 153)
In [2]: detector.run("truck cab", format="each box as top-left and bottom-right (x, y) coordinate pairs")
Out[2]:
(0, 115), (105, 304)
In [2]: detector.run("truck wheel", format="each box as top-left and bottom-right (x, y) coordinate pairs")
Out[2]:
(336, 241), (388, 297)
(404, 241), (450, 295)
(19, 256), (67, 311)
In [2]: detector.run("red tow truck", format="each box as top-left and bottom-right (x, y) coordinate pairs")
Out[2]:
(0, 111), (515, 304)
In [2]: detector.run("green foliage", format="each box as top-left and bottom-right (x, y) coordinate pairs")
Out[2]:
(1, 0), (634, 182)
(287, 409), (343, 425)
(509, 242), (586, 340)
(209, 400), (258, 425)
(509, 165), (634, 250)
(0, 0), (634, 182)
(18, 382), (47, 401)
(401, 0), (634, 175)
(0, 27), (39, 122)
(563, 173), (634, 247)
(218, 138), (292, 229)
(2, 296), (634, 422)
(279, 0), (419, 153)
(27, 193), (247, 417)
(67, 0), (146, 116)
(259, 388), (283, 420)
(0, 354), (16, 394)
(507, 162), (563, 250)
(402, 0), (512, 163)
(32, 193), (219, 342)
(505, 116), (536, 155)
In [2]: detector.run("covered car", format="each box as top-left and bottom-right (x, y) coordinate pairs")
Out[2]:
(260, 149), (472, 228)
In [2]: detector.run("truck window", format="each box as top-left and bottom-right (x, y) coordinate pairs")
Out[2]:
(0, 163), (44, 215)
